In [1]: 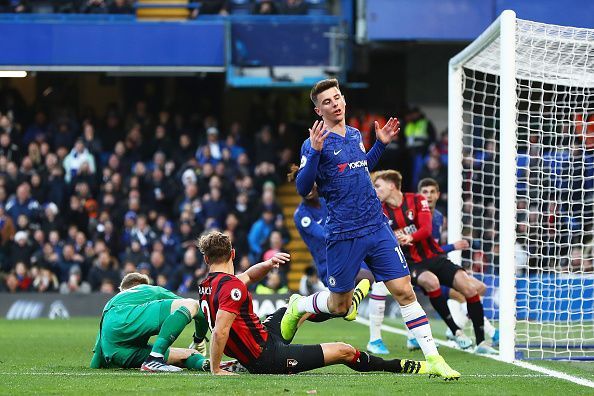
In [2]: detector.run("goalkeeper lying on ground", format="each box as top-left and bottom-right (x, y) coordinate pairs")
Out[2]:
(90, 272), (237, 372)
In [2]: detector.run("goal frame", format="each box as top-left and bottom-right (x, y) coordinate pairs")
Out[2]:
(448, 9), (518, 363)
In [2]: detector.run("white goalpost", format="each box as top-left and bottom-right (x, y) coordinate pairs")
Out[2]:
(449, 10), (594, 362)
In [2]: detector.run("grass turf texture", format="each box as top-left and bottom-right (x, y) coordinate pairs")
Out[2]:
(1, 318), (593, 395)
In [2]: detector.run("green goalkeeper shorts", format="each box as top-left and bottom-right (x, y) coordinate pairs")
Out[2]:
(100, 299), (173, 368)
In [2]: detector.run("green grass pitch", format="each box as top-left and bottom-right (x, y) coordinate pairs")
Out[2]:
(1, 317), (593, 395)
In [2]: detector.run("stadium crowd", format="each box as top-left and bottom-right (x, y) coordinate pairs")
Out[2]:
(0, 84), (453, 295)
(0, 87), (299, 294)
(0, 0), (322, 16)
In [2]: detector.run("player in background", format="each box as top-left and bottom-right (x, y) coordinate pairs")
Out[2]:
(290, 173), (390, 355)
(417, 178), (499, 347)
(197, 231), (431, 377)
(373, 170), (497, 354)
(285, 78), (458, 379)
(91, 272), (226, 372)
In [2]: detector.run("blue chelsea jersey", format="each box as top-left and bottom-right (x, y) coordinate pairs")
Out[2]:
(432, 208), (444, 243)
(297, 125), (386, 241)
(294, 199), (328, 267)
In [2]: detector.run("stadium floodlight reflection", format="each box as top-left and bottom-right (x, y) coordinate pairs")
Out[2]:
(0, 71), (27, 78)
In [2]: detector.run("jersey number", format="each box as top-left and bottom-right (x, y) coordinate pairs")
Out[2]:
(200, 300), (214, 331)
(395, 246), (405, 264)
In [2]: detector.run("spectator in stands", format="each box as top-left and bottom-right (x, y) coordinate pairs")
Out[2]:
(6, 182), (40, 223)
(404, 106), (436, 187)
(88, 251), (120, 291)
(196, 127), (224, 165)
(63, 138), (96, 183)
(59, 264), (91, 294)
(253, 0), (279, 14)
(281, 0), (307, 14)
(0, 0), (30, 13)
(0, 205), (16, 256)
(0, 133), (20, 163)
(32, 263), (59, 293)
(299, 265), (326, 296)
(9, 230), (35, 267)
(255, 270), (288, 294)
(192, 0), (228, 18)
(108, 0), (133, 14)
(13, 261), (32, 291)
(247, 208), (275, 262)
(168, 247), (206, 293)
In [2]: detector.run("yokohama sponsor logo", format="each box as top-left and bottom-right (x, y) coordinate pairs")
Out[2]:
(337, 160), (368, 173)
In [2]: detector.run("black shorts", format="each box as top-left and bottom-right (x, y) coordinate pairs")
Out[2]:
(409, 255), (463, 288)
(245, 307), (325, 374)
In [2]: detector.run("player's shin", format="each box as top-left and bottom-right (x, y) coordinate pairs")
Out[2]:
(346, 350), (425, 374)
(427, 288), (460, 334)
(400, 301), (439, 357)
(184, 353), (209, 371)
(369, 282), (388, 341)
(466, 294), (485, 344)
(152, 306), (193, 357)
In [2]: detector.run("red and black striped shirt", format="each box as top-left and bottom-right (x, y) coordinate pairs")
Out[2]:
(382, 192), (444, 263)
(198, 272), (268, 366)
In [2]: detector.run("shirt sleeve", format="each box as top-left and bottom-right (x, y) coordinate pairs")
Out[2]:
(366, 139), (387, 170)
(218, 279), (248, 315)
(295, 139), (321, 197)
(441, 243), (455, 253)
(411, 195), (433, 242)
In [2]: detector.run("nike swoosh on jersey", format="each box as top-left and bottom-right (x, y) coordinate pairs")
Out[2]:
(333, 149), (342, 155)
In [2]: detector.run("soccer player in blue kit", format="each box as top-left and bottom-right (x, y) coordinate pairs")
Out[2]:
(291, 180), (391, 355)
(281, 78), (460, 379)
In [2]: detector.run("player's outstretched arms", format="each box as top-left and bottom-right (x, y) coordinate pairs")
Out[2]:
(238, 252), (291, 286)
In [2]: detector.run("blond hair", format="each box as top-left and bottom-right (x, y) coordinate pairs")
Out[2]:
(119, 272), (149, 291)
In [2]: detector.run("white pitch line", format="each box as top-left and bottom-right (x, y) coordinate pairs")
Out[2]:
(355, 317), (594, 389)
(0, 372), (553, 378)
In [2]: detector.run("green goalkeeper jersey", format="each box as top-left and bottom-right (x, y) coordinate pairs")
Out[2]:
(90, 285), (183, 368)
(102, 284), (182, 312)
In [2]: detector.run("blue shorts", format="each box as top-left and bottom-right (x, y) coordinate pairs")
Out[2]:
(325, 224), (410, 292)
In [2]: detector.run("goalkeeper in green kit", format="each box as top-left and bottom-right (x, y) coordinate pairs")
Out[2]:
(91, 272), (223, 372)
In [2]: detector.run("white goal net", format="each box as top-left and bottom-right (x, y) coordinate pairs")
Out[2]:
(449, 11), (594, 361)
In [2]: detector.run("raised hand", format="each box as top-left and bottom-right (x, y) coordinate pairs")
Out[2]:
(375, 117), (400, 145)
(268, 252), (291, 268)
(309, 120), (330, 151)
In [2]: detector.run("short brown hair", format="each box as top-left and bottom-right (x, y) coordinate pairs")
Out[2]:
(197, 231), (233, 265)
(119, 272), (149, 291)
(372, 170), (403, 190)
(417, 178), (440, 193)
(287, 164), (299, 182)
(310, 78), (340, 105)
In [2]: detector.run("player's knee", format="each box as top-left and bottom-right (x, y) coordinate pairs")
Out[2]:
(477, 282), (487, 296)
(418, 273), (440, 292)
(180, 299), (199, 317)
(336, 342), (357, 362)
(392, 285), (415, 305)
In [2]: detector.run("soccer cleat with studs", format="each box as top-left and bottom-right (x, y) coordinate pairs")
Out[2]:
(140, 356), (183, 373)
(344, 279), (371, 321)
(280, 294), (305, 342)
(426, 355), (460, 381)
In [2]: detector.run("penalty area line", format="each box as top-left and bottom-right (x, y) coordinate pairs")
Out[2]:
(355, 317), (594, 389)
